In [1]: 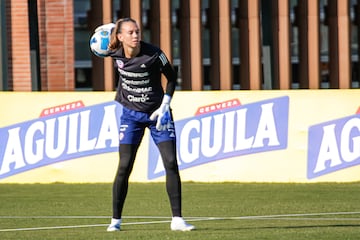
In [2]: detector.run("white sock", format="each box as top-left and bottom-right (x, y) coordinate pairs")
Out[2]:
(111, 218), (121, 225)
(172, 216), (183, 221)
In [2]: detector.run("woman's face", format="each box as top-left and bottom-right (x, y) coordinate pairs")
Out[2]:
(117, 21), (141, 49)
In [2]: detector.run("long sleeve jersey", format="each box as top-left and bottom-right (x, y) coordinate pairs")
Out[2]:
(111, 41), (177, 113)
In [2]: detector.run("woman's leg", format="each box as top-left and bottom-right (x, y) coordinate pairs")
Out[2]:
(157, 140), (182, 217)
(157, 140), (195, 231)
(112, 143), (140, 219)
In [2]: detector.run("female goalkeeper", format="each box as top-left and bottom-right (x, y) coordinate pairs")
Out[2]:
(97, 18), (195, 232)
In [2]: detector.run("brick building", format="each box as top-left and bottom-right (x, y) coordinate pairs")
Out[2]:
(1, 0), (359, 91)
(1, 0), (74, 91)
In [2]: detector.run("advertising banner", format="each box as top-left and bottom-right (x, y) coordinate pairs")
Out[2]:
(0, 90), (359, 183)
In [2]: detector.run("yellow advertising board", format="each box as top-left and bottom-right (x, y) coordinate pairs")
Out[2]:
(0, 90), (359, 183)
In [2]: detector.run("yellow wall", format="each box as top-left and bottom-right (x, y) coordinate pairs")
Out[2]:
(0, 90), (360, 183)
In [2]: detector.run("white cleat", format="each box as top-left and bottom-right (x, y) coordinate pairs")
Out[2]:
(107, 218), (121, 232)
(170, 217), (195, 231)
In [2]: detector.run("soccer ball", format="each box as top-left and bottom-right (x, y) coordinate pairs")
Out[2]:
(89, 28), (112, 57)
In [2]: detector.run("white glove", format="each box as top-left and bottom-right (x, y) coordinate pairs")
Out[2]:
(150, 94), (172, 131)
(94, 23), (115, 33)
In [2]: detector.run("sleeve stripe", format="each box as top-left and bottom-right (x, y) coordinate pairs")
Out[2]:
(159, 53), (168, 66)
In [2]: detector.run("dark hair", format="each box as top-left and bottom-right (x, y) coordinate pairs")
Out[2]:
(108, 18), (138, 50)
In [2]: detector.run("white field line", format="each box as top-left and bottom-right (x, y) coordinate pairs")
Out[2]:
(0, 211), (360, 232)
(214, 211), (360, 220)
(0, 216), (165, 219)
(1, 211), (360, 220)
(0, 224), (109, 232)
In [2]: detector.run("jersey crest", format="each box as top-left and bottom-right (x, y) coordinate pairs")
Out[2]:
(116, 60), (124, 69)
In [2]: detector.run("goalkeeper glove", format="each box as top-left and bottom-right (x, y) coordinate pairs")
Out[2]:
(150, 94), (172, 131)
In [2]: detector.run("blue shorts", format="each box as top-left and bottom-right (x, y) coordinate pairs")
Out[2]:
(119, 106), (176, 145)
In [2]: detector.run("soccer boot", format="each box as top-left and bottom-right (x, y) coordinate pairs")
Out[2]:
(107, 218), (121, 232)
(170, 217), (195, 231)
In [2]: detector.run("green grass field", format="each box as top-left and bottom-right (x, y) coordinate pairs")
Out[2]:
(1, 182), (360, 239)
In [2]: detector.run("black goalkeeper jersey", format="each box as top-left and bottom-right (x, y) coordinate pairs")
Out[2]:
(111, 41), (177, 113)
